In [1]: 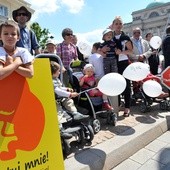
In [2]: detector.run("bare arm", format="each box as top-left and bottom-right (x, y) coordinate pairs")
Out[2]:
(0, 57), (22, 80)
(34, 48), (40, 55)
(115, 41), (133, 55)
(15, 62), (34, 78)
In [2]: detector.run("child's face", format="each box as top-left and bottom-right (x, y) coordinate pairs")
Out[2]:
(91, 46), (97, 54)
(84, 68), (94, 77)
(53, 68), (60, 78)
(103, 32), (113, 41)
(0, 26), (19, 48)
(47, 44), (56, 53)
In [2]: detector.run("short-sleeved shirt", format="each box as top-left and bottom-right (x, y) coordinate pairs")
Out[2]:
(0, 47), (34, 65)
(56, 41), (78, 69)
(89, 53), (104, 79)
(16, 26), (39, 55)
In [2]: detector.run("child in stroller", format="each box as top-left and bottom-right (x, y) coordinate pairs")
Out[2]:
(79, 64), (113, 110)
(74, 63), (117, 133)
(50, 60), (94, 156)
(51, 61), (89, 121)
(132, 73), (169, 112)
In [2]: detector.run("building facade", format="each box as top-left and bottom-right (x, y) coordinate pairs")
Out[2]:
(123, 2), (170, 38)
(0, 0), (34, 24)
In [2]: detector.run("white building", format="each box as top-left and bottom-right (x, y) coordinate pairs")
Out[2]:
(123, 1), (170, 38)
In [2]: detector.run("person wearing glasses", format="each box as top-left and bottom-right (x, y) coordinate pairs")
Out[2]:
(145, 32), (160, 75)
(129, 27), (151, 62)
(12, 6), (40, 55)
(109, 16), (133, 117)
(56, 28), (78, 86)
(129, 27), (152, 100)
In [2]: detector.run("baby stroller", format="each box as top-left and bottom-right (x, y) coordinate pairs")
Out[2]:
(68, 60), (117, 134)
(132, 73), (169, 113)
(35, 54), (94, 157)
(57, 97), (94, 157)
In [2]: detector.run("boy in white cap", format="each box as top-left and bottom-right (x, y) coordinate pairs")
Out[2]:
(45, 39), (57, 53)
(79, 64), (113, 110)
(100, 29), (118, 75)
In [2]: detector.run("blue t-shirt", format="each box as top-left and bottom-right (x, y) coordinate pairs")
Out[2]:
(16, 26), (39, 55)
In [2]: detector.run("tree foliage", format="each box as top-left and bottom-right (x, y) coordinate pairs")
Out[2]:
(30, 22), (50, 49)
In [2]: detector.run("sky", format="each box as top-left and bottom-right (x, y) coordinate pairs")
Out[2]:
(26, 0), (170, 45)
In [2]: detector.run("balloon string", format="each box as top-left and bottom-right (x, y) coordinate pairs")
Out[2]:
(78, 87), (97, 95)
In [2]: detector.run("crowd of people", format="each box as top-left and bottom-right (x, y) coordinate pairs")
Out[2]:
(1, 6), (170, 142)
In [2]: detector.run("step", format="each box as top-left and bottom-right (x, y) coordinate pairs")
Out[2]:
(64, 111), (170, 170)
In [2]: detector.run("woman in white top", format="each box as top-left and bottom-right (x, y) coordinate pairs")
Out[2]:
(111, 16), (133, 117)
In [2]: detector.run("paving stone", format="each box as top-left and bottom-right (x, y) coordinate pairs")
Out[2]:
(130, 148), (156, 164)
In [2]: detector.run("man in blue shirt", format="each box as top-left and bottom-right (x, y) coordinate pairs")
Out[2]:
(12, 6), (40, 55)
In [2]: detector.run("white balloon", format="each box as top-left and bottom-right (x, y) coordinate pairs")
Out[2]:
(77, 42), (91, 56)
(150, 36), (162, 49)
(98, 73), (126, 96)
(142, 80), (162, 98)
(123, 62), (150, 81)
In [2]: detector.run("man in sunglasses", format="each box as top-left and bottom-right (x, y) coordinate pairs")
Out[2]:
(12, 6), (40, 55)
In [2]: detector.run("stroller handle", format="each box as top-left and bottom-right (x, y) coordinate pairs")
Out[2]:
(78, 87), (97, 95)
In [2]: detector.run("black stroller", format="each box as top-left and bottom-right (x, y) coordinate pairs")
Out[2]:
(132, 73), (169, 112)
(68, 60), (117, 134)
(35, 54), (94, 157)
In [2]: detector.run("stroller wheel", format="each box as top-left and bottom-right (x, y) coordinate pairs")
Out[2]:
(160, 101), (167, 110)
(147, 98), (153, 105)
(161, 100), (170, 111)
(84, 125), (94, 142)
(92, 119), (101, 134)
(77, 128), (85, 144)
(146, 105), (151, 112)
(61, 137), (71, 157)
(107, 112), (117, 126)
(130, 97), (136, 106)
(140, 102), (147, 113)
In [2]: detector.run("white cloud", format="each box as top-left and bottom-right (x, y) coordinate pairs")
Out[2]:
(26, 0), (60, 19)
(61, 0), (85, 14)
(26, 0), (84, 20)
(76, 29), (104, 46)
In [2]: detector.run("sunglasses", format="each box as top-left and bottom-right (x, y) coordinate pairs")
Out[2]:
(17, 13), (28, 16)
(65, 33), (73, 36)
(133, 31), (140, 34)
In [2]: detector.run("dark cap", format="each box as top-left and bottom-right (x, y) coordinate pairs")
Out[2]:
(12, 6), (31, 22)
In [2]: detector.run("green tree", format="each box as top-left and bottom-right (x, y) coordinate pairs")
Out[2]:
(30, 22), (50, 50)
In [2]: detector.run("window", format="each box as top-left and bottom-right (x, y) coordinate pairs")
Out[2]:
(0, 5), (8, 17)
(149, 12), (159, 18)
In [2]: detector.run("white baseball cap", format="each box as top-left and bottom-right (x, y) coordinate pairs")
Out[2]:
(83, 64), (95, 71)
(102, 28), (113, 36)
(46, 39), (56, 46)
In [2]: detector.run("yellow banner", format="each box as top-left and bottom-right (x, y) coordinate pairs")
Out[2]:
(0, 58), (64, 170)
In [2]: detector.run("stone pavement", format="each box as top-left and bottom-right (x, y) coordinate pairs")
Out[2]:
(64, 102), (170, 170)
(113, 130), (170, 170)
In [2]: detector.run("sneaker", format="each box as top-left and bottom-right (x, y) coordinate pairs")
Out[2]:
(72, 112), (89, 121)
(60, 131), (73, 139)
(102, 102), (113, 110)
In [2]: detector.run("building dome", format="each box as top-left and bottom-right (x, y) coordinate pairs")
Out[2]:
(146, 2), (164, 9)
